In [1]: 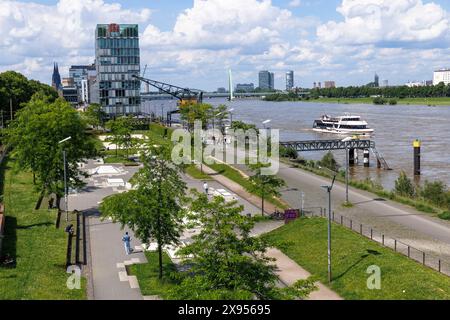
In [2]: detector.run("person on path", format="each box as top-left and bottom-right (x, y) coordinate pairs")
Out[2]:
(122, 232), (132, 255)
(203, 181), (209, 195)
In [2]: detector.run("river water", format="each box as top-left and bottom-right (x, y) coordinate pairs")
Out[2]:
(159, 98), (450, 190)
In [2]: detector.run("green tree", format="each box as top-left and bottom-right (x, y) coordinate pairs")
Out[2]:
(6, 93), (95, 208)
(100, 143), (187, 279)
(179, 103), (213, 131)
(168, 192), (316, 300)
(84, 103), (106, 130)
(0, 71), (58, 119)
(394, 171), (415, 198)
(248, 163), (286, 216)
(105, 116), (133, 157)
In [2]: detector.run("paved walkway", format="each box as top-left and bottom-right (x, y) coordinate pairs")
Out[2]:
(197, 164), (280, 214)
(69, 160), (146, 300)
(266, 248), (342, 300)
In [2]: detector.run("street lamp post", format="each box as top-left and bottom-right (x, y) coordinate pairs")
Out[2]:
(58, 136), (72, 222)
(321, 173), (336, 284)
(262, 119), (271, 129)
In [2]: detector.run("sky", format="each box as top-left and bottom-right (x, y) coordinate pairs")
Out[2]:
(2, 0), (450, 90)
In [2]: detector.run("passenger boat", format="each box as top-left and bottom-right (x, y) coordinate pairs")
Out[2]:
(312, 114), (374, 135)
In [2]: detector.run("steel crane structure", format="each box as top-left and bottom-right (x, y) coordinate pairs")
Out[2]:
(133, 75), (204, 125)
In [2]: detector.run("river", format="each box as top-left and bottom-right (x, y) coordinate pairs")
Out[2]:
(158, 98), (450, 190)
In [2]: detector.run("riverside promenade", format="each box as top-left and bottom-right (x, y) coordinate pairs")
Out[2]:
(71, 159), (341, 300)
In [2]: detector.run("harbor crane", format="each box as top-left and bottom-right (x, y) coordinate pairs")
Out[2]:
(132, 75), (203, 106)
(132, 75), (204, 125)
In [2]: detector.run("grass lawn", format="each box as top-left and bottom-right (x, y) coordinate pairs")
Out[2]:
(0, 157), (86, 300)
(185, 164), (212, 180)
(305, 97), (450, 106)
(103, 155), (137, 165)
(208, 163), (288, 209)
(128, 251), (178, 298)
(263, 217), (450, 300)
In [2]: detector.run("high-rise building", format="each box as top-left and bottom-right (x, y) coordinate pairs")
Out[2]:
(374, 73), (379, 87)
(95, 23), (141, 115)
(52, 62), (62, 92)
(433, 69), (450, 85)
(259, 71), (275, 90)
(286, 71), (294, 91)
(324, 81), (336, 88)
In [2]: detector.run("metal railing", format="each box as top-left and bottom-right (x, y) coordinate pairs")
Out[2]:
(301, 208), (450, 277)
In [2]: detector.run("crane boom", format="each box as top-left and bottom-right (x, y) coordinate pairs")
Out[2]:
(132, 75), (203, 105)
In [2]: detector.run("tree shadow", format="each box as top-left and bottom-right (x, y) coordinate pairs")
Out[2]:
(16, 222), (53, 229)
(0, 216), (17, 269)
(333, 249), (381, 281)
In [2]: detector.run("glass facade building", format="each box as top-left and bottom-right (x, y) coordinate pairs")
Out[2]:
(259, 71), (274, 90)
(95, 24), (141, 115)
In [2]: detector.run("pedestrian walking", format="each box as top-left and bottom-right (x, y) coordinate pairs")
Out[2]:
(203, 181), (209, 195)
(122, 232), (132, 255)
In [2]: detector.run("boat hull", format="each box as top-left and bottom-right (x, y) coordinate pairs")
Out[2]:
(312, 128), (374, 136)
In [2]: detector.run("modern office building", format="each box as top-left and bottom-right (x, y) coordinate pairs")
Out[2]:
(69, 64), (96, 103)
(62, 77), (75, 87)
(62, 86), (79, 105)
(95, 23), (141, 115)
(324, 81), (336, 88)
(374, 73), (380, 87)
(381, 80), (389, 88)
(217, 87), (227, 93)
(259, 71), (274, 90)
(235, 83), (255, 92)
(286, 71), (294, 91)
(433, 69), (450, 85)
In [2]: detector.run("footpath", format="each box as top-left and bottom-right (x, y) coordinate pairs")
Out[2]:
(193, 164), (342, 300)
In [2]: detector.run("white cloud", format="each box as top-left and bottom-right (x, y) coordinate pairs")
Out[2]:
(289, 0), (302, 8)
(317, 0), (450, 45)
(0, 0), (152, 81)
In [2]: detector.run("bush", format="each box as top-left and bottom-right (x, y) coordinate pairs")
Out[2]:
(394, 171), (415, 198)
(421, 180), (448, 208)
(373, 97), (387, 105)
(388, 99), (398, 105)
(280, 145), (298, 159)
(318, 151), (339, 172)
(438, 211), (450, 220)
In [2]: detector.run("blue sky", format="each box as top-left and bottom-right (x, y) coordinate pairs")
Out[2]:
(2, 0), (450, 90)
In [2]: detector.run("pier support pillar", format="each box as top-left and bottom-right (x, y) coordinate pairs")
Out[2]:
(363, 149), (370, 167)
(349, 148), (355, 166)
(414, 139), (421, 175)
(377, 158), (381, 169)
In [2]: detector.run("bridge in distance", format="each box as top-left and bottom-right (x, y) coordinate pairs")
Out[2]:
(141, 91), (311, 100)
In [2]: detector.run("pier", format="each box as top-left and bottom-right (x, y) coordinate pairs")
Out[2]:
(280, 139), (391, 170)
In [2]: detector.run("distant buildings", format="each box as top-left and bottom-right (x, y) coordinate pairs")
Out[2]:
(259, 70), (274, 90)
(96, 23), (141, 115)
(286, 71), (294, 91)
(406, 80), (431, 87)
(217, 87), (227, 93)
(51, 62), (62, 92)
(433, 69), (450, 85)
(235, 83), (255, 92)
(380, 80), (389, 88)
(324, 81), (336, 88)
(69, 64), (96, 103)
(374, 73), (379, 87)
(313, 82), (322, 89)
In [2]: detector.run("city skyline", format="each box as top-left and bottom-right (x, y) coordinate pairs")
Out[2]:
(2, 0), (450, 90)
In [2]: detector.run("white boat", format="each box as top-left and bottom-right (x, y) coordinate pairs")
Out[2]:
(313, 114), (374, 136)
